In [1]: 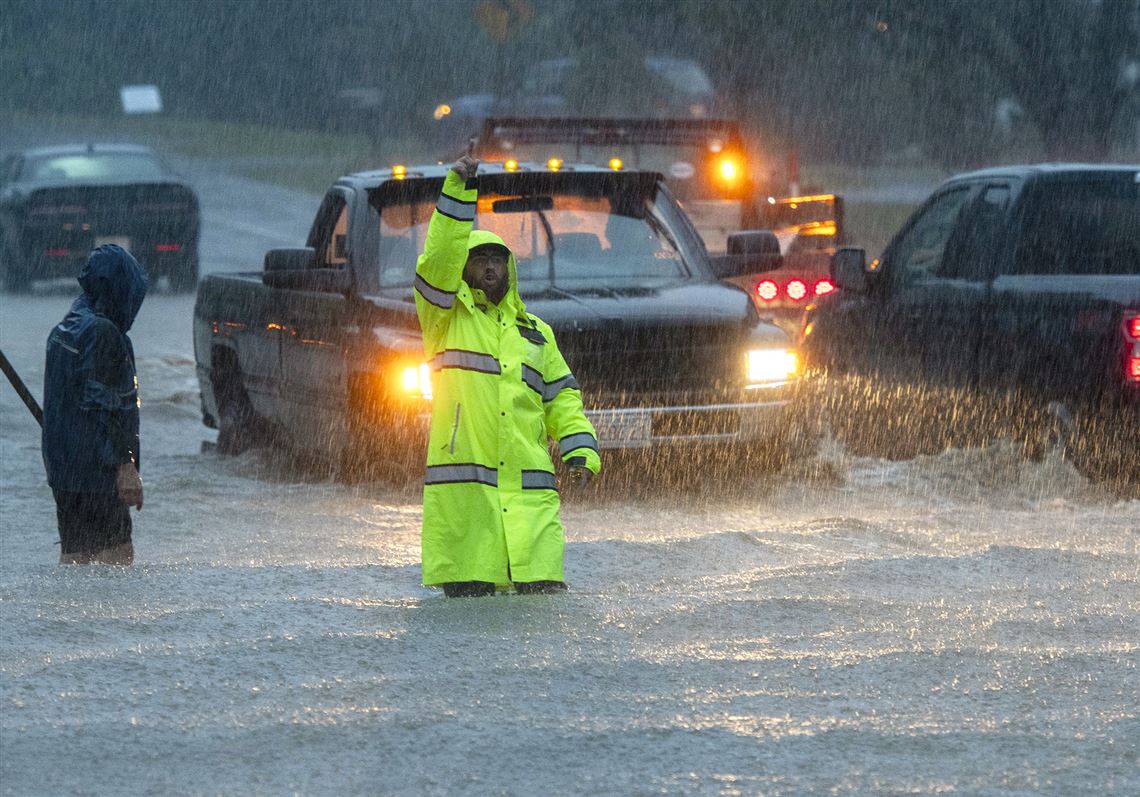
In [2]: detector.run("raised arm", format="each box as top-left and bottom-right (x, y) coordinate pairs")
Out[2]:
(414, 148), (479, 355)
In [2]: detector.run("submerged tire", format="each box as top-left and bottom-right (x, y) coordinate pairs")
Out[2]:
(1064, 411), (1140, 498)
(211, 351), (264, 457)
(216, 391), (261, 456)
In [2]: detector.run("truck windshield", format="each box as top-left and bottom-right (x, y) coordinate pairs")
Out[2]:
(368, 185), (698, 294)
(1011, 177), (1139, 276)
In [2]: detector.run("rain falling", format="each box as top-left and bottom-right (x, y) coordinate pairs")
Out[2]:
(1, 1), (1138, 794)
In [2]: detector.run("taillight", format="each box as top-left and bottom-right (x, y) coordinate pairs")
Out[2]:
(786, 279), (808, 301)
(1125, 312), (1140, 383)
(44, 247), (71, 257)
(155, 243), (182, 253)
(756, 280), (778, 302)
(814, 278), (835, 296)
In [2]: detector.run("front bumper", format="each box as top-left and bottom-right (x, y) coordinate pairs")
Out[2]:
(585, 395), (790, 449)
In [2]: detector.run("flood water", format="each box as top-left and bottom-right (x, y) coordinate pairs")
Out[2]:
(1, 169), (1137, 795)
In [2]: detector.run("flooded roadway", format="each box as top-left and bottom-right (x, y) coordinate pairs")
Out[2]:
(1, 153), (1137, 796)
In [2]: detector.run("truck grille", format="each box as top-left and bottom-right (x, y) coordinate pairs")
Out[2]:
(553, 322), (747, 409)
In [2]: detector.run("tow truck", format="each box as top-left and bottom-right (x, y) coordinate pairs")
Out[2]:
(472, 116), (844, 334)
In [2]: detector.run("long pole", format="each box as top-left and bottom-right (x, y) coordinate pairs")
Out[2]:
(0, 348), (43, 428)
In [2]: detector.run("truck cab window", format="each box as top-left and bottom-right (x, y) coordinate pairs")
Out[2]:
(1008, 179), (1140, 276)
(307, 193), (350, 269)
(886, 186), (973, 285)
(938, 183), (1011, 280)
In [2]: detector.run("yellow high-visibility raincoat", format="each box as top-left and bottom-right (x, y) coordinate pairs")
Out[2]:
(414, 170), (601, 587)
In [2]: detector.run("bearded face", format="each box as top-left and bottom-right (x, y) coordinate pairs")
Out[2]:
(463, 246), (510, 305)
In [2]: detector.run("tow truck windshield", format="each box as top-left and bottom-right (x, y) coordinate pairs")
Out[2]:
(367, 181), (702, 295)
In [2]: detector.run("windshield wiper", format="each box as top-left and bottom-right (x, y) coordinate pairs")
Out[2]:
(534, 207), (557, 288)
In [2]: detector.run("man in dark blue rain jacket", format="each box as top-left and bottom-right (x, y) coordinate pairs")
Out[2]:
(43, 245), (148, 564)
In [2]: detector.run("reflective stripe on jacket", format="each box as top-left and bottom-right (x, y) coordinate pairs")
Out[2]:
(414, 171), (600, 587)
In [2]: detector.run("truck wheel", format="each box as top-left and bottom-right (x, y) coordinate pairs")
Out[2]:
(1065, 412), (1140, 498)
(217, 395), (259, 456)
(212, 354), (263, 456)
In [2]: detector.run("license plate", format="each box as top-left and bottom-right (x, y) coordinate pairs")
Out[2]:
(95, 235), (131, 252)
(588, 410), (651, 449)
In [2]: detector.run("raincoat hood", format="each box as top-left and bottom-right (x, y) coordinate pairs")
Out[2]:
(466, 230), (525, 315)
(78, 245), (149, 333)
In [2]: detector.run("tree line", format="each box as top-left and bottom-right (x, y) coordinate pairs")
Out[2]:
(1, 0), (1136, 168)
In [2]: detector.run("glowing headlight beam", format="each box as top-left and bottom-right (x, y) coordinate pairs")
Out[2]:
(400, 364), (433, 399)
(746, 348), (797, 384)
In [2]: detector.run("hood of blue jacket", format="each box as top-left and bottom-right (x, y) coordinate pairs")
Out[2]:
(77, 245), (149, 332)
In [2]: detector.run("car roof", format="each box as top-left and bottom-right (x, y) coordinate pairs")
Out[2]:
(947, 163), (1140, 183)
(17, 143), (157, 159)
(341, 161), (661, 190)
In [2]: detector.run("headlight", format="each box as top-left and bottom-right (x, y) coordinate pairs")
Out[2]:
(746, 348), (797, 385)
(399, 363), (433, 399)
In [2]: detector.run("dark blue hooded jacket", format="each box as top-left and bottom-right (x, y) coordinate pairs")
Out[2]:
(42, 245), (149, 493)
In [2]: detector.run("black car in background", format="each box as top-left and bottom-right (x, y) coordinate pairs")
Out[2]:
(0, 144), (200, 291)
(801, 164), (1139, 490)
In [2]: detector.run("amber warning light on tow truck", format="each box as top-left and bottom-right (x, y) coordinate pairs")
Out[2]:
(715, 156), (741, 186)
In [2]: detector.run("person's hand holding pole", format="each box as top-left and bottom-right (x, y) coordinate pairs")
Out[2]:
(451, 137), (479, 182)
(117, 462), (143, 509)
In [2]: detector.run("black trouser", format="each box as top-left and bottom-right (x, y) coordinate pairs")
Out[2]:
(442, 581), (496, 598)
(442, 580), (567, 597)
(53, 489), (132, 555)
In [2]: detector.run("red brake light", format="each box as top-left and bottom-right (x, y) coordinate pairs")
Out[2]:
(786, 279), (808, 301)
(814, 278), (836, 296)
(155, 243), (182, 253)
(44, 247), (71, 257)
(1128, 316), (1140, 340)
(756, 279), (779, 302)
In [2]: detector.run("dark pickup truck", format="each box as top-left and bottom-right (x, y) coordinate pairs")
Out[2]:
(800, 164), (1139, 489)
(193, 162), (803, 478)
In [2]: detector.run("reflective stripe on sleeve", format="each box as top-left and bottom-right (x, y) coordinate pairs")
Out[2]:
(520, 365), (579, 401)
(436, 194), (476, 222)
(521, 364), (545, 396)
(559, 432), (598, 456)
(414, 274), (456, 309)
(521, 470), (558, 490)
(425, 463), (498, 486)
(542, 373), (579, 402)
(430, 349), (502, 375)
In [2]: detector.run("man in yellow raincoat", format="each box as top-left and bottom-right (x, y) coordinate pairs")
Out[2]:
(414, 148), (601, 597)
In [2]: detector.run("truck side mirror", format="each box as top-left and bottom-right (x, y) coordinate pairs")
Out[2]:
(728, 230), (780, 256)
(709, 230), (784, 278)
(830, 247), (867, 292)
(264, 247), (316, 272)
